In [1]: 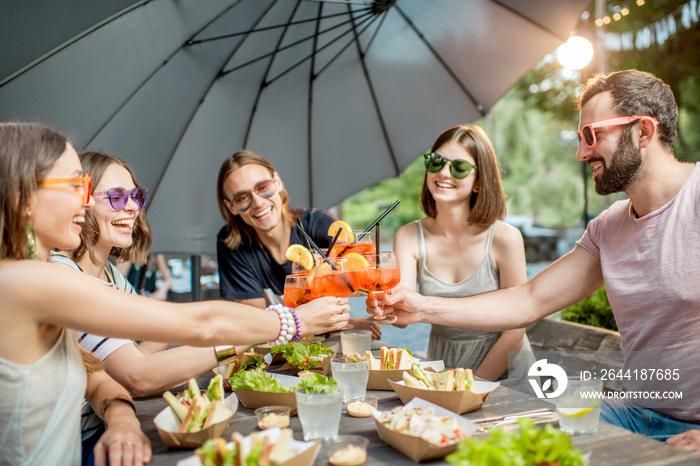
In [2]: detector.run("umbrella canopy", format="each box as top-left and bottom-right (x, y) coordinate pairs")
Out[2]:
(1, 0), (591, 255)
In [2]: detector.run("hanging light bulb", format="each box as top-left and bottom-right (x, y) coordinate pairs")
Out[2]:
(557, 36), (594, 71)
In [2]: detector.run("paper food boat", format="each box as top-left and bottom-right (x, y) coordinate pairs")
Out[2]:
(389, 379), (500, 414)
(371, 397), (478, 462)
(233, 373), (300, 413)
(176, 427), (321, 466)
(154, 393), (238, 448)
(367, 360), (444, 391)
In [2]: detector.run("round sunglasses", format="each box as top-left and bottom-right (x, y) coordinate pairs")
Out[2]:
(229, 179), (277, 212)
(94, 186), (148, 211)
(423, 152), (477, 179)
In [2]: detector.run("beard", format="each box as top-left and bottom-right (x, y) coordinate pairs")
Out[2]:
(593, 129), (643, 196)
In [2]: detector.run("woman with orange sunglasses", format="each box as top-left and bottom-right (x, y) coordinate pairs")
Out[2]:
(0, 121), (349, 465)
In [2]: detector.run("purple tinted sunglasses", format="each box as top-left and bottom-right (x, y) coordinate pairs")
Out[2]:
(94, 187), (149, 211)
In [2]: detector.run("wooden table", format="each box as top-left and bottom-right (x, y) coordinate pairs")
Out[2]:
(135, 339), (698, 465)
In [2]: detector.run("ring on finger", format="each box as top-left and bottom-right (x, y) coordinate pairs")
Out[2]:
(125, 441), (134, 447)
(336, 297), (341, 306)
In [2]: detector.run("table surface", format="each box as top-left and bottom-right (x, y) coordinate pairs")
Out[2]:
(135, 339), (698, 466)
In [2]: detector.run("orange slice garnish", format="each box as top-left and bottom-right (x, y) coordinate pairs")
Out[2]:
(328, 220), (354, 243)
(284, 244), (314, 270)
(342, 252), (370, 270)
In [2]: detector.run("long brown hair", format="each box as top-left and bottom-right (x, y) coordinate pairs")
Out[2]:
(216, 150), (301, 249)
(72, 152), (152, 266)
(420, 124), (506, 226)
(0, 121), (68, 260)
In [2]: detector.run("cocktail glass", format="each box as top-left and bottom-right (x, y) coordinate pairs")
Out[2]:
(295, 386), (343, 440)
(556, 377), (603, 435)
(283, 274), (316, 308)
(361, 252), (400, 324)
(331, 356), (369, 404)
(329, 230), (374, 259)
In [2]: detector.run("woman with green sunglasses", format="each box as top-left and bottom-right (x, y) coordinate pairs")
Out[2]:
(393, 124), (534, 390)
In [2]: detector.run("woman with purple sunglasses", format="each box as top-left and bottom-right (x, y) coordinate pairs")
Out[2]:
(47, 151), (350, 463)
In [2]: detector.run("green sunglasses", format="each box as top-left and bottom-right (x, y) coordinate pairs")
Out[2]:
(423, 152), (477, 179)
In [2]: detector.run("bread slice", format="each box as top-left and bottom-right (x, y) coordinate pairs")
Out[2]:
(395, 348), (414, 370)
(403, 372), (428, 389)
(163, 391), (188, 422)
(433, 370), (455, 391)
(365, 351), (379, 370)
(380, 347), (388, 368)
(202, 400), (234, 429)
(269, 429), (295, 464)
(179, 397), (206, 432)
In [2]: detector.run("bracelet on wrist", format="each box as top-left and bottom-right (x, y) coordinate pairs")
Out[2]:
(214, 345), (238, 366)
(100, 394), (136, 418)
(290, 309), (302, 341)
(265, 304), (298, 346)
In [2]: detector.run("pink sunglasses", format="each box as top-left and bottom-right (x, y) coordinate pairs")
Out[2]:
(578, 115), (658, 147)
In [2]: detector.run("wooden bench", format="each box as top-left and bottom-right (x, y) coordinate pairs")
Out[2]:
(526, 318), (625, 391)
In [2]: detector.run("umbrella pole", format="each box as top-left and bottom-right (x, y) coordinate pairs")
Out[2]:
(190, 255), (202, 302)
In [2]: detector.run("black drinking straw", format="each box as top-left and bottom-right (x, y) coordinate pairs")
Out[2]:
(375, 222), (380, 268)
(327, 228), (343, 259)
(354, 200), (400, 244)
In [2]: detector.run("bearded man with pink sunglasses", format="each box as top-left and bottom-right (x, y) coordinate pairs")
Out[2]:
(368, 69), (700, 454)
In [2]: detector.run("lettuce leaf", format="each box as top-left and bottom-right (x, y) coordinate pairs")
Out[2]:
(228, 368), (290, 393)
(271, 342), (333, 369)
(445, 418), (585, 466)
(297, 373), (338, 394)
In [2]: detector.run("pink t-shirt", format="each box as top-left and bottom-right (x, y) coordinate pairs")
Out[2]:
(577, 162), (700, 421)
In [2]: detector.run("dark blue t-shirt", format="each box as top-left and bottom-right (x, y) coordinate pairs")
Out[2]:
(216, 208), (336, 300)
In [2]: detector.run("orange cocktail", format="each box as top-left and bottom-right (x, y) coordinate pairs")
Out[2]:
(360, 252), (400, 324)
(284, 274), (317, 308)
(311, 258), (358, 298)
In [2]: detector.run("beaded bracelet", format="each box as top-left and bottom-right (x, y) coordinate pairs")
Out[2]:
(266, 304), (299, 346)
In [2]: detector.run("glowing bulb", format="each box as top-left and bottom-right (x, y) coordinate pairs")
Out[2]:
(613, 13), (621, 21)
(557, 36), (594, 71)
(595, 18), (604, 27)
(621, 8), (630, 15)
(603, 16), (612, 24)
(637, 0), (645, 6)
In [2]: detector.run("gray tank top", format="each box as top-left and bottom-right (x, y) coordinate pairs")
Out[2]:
(416, 220), (501, 341)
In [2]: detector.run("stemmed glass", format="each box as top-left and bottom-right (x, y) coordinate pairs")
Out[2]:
(360, 252), (400, 325)
(329, 230), (374, 259)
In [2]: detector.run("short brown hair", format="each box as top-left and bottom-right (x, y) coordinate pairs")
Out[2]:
(421, 124), (506, 227)
(216, 150), (301, 249)
(72, 152), (152, 265)
(0, 121), (68, 260)
(577, 70), (677, 150)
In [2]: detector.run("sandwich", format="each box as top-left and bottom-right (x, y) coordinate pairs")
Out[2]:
(223, 351), (269, 379)
(402, 365), (475, 392)
(231, 428), (296, 465)
(163, 375), (234, 433)
(374, 346), (416, 370)
(402, 363), (436, 389)
(365, 351), (380, 370)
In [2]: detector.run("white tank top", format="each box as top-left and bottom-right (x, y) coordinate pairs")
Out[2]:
(0, 328), (86, 465)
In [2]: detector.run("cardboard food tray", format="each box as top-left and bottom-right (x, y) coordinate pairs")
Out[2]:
(176, 427), (321, 466)
(388, 379), (500, 414)
(367, 360), (444, 391)
(154, 393), (238, 449)
(371, 398), (478, 462)
(233, 373), (300, 413)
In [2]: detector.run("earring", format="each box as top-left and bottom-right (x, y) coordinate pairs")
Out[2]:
(26, 223), (36, 260)
(473, 187), (480, 193)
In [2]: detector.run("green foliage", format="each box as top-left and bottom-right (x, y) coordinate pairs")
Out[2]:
(559, 286), (618, 332)
(341, 156), (425, 248)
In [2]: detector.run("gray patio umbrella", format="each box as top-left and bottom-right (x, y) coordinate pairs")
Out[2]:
(1, 0), (591, 255)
